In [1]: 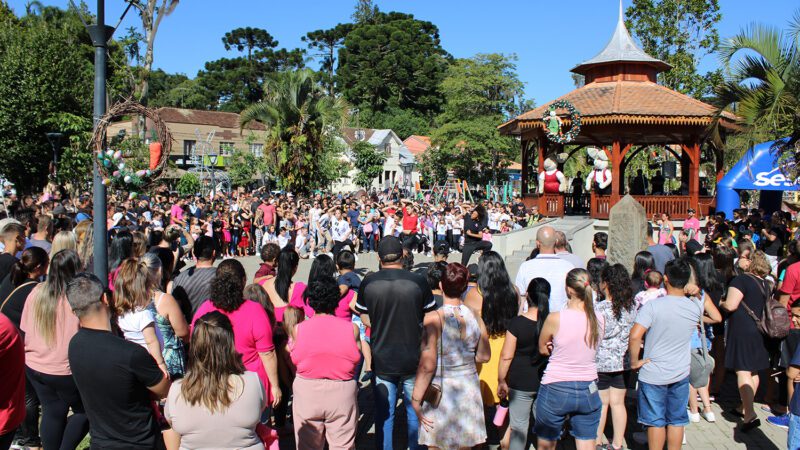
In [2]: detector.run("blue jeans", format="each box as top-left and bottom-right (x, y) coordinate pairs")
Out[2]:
(534, 381), (601, 441)
(637, 377), (690, 428)
(363, 232), (376, 252)
(789, 413), (800, 450)
(373, 374), (420, 450)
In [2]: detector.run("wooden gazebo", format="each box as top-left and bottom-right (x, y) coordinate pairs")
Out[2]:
(499, 7), (738, 219)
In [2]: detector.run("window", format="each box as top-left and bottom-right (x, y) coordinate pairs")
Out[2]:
(383, 144), (391, 156)
(183, 140), (196, 161)
(219, 142), (235, 156)
(250, 143), (264, 158)
(355, 129), (366, 140)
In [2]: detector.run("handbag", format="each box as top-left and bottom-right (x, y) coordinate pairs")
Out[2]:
(689, 295), (714, 388)
(739, 274), (790, 339)
(421, 310), (444, 408)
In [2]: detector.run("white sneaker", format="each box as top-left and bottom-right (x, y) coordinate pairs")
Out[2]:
(688, 411), (701, 423)
(682, 433), (687, 445)
(702, 411), (716, 423)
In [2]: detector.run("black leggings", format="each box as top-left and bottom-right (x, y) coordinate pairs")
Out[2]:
(461, 240), (492, 265)
(26, 367), (89, 450)
(331, 240), (354, 260)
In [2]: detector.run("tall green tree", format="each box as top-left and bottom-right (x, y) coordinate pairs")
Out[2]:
(336, 12), (449, 118)
(714, 10), (800, 180)
(302, 23), (353, 95)
(352, 0), (379, 24)
(0, 18), (92, 189)
(427, 54), (531, 185)
(351, 141), (387, 188)
(239, 70), (348, 192)
(197, 28), (305, 112)
(626, 0), (722, 98)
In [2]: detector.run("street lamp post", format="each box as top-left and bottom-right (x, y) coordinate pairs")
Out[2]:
(45, 132), (64, 183)
(87, 0), (115, 282)
(209, 154), (218, 199)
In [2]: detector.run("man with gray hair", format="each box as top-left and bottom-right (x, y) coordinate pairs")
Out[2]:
(554, 230), (585, 269)
(514, 225), (575, 311)
(66, 273), (170, 449)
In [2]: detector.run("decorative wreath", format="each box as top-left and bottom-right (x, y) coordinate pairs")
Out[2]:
(542, 100), (581, 144)
(90, 100), (172, 197)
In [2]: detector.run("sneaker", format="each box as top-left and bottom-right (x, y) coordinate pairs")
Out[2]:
(683, 433), (687, 445)
(688, 411), (700, 423)
(767, 414), (790, 429)
(702, 411), (716, 423)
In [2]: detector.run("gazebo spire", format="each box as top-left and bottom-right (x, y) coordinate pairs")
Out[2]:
(571, 0), (671, 75)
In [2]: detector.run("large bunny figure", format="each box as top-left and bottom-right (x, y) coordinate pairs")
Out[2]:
(538, 158), (566, 194)
(585, 147), (612, 195)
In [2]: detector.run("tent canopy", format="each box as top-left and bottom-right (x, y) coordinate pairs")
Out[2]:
(718, 139), (799, 192)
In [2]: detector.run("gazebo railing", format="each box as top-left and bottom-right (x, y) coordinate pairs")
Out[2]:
(590, 195), (714, 220)
(540, 193), (565, 217)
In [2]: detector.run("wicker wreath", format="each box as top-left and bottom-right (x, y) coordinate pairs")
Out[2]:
(542, 100), (581, 144)
(90, 100), (172, 193)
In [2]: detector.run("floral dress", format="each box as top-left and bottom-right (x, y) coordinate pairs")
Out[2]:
(419, 304), (487, 448)
(594, 299), (637, 374)
(147, 292), (186, 378)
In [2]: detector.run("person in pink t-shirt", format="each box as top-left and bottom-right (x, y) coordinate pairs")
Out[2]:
(259, 199), (277, 227)
(191, 259), (281, 408)
(683, 208), (701, 242)
(170, 198), (187, 227)
(291, 277), (361, 449)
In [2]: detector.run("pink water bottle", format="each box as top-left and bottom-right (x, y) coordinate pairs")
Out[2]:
(493, 398), (509, 427)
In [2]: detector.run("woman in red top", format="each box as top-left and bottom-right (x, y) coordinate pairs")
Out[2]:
(400, 199), (420, 251)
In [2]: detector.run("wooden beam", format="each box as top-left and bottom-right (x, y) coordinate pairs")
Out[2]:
(611, 139), (622, 204)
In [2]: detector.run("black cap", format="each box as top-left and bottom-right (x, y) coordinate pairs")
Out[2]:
(378, 236), (403, 262)
(687, 208), (696, 214)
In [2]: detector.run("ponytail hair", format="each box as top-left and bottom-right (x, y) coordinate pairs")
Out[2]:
(565, 268), (600, 348)
(10, 246), (48, 286)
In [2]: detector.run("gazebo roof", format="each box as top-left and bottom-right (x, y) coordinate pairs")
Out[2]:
(500, 80), (738, 135)
(571, 1), (671, 75)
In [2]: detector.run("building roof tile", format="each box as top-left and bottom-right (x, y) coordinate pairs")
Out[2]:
(156, 107), (265, 131)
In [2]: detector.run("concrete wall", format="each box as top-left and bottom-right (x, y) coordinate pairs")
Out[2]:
(489, 219), (555, 258)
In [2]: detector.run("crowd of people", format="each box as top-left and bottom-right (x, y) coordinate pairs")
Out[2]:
(1, 181), (800, 450)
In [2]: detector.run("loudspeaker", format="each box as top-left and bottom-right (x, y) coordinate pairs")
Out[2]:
(662, 161), (677, 179)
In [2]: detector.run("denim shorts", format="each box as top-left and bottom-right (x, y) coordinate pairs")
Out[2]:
(352, 315), (369, 343)
(637, 377), (690, 428)
(534, 381), (601, 441)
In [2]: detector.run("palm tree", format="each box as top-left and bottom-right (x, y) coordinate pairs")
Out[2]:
(714, 9), (799, 176)
(240, 69), (348, 192)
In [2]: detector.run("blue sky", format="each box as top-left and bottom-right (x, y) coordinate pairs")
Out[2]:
(7, 0), (798, 104)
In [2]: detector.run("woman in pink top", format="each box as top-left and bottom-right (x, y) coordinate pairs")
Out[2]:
(192, 259), (281, 409)
(20, 250), (89, 450)
(294, 255), (355, 320)
(535, 268), (605, 450)
(291, 278), (361, 450)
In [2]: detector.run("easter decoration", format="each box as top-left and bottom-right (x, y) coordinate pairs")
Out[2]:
(91, 101), (172, 199)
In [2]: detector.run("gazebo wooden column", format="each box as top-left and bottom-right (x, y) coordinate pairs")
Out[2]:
(520, 138), (530, 195)
(609, 140), (622, 204)
(682, 140), (701, 212)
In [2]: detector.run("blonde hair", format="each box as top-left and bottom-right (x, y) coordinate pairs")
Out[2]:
(565, 268), (601, 348)
(50, 231), (77, 256)
(748, 250), (772, 278)
(113, 258), (154, 315)
(76, 222), (94, 271)
(33, 250), (81, 346)
(282, 306), (305, 341)
(131, 231), (148, 258)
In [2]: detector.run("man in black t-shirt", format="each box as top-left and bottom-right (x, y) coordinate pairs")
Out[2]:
(355, 237), (435, 450)
(461, 206), (492, 265)
(511, 196), (527, 227)
(0, 223), (25, 281)
(66, 274), (170, 450)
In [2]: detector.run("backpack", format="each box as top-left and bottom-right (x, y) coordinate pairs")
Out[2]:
(739, 274), (790, 339)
